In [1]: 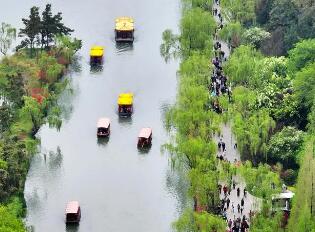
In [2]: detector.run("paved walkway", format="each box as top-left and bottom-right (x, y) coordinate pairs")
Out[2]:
(211, 2), (261, 230)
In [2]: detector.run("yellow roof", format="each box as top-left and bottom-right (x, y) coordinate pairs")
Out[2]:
(115, 17), (134, 31)
(90, 46), (104, 57)
(118, 93), (133, 105)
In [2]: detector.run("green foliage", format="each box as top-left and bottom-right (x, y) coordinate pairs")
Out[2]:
(238, 162), (281, 199)
(288, 136), (315, 232)
(0, 22), (16, 55)
(38, 53), (64, 84)
(250, 207), (283, 232)
(185, 0), (213, 11)
(41, 4), (73, 49)
(288, 39), (315, 73)
(218, 22), (243, 48)
(18, 6), (41, 56)
(173, 209), (226, 232)
(18, 4), (74, 56)
(180, 8), (216, 57)
(160, 29), (180, 62)
(267, 126), (304, 169)
(294, 62), (315, 116)
(232, 109), (275, 162)
(0, 203), (26, 232)
(20, 96), (44, 134)
(220, 0), (256, 23)
(242, 27), (271, 49)
(224, 45), (263, 87)
(268, 0), (299, 52)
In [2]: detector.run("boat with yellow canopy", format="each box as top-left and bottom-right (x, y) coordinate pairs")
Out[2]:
(90, 46), (104, 63)
(115, 17), (134, 42)
(118, 93), (133, 117)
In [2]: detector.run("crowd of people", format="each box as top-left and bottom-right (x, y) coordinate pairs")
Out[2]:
(209, 1), (232, 114)
(218, 181), (251, 232)
(211, 1), (252, 231)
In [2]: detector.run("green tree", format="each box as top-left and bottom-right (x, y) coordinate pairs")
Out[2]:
(294, 62), (315, 114)
(224, 45), (263, 87)
(0, 205), (25, 232)
(173, 209), (226, 232)
(20, 96), (44, 134)
(267, 126), (304, 169)
(180, 8), (216, 57)
(19, 6), (41, 57)
(287, 39), (315, 73)
(288, 136), (315, 232)
(221, 0), (256, 24)
(218, 22), (243, 49)
(41, 4), (73, 49)
(0, 23), (16, 55)
(242, 27), (271, 49)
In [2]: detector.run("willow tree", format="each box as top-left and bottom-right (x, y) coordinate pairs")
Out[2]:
(0, 22), (16, 55)
(288, 137), (315, 232)
(224, 45), (263, 87)
(180, 8), (216, 57)
(173, 209), (226, 232)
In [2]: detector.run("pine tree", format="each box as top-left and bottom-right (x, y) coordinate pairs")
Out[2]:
(41, 4), (73, 49)
(19, 6), (41, 57)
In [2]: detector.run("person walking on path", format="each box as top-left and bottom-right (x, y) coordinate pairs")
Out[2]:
(223, 185), (228, 196)
(241, 198), (244, 207)
(240, 206), (244, 215)
(237, 187), (240, 197)
(227, 198), (230, 209)
(232, 180), (236, 189)
(232, 203), (234, 213)
(237, 204), (240, 213)
(228, 219), (232, 229)
(243, 187), (247, 198)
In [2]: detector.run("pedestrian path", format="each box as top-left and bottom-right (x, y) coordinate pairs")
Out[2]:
(210, 1), (261, 231)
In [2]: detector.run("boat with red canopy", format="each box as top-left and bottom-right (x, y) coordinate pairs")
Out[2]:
(65, 201), (81, 224)
(97, 118), (110, 137)
(137, 127), (152, 148)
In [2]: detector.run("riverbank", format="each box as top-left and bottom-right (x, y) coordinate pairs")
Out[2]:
(0, 35), (81, 230)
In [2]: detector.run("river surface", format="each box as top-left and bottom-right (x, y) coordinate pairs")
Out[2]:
(1, 1), (181, 231)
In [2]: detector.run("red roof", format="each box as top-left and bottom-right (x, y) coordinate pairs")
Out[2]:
(97, 118), (110, 128)
(138, 128), (152, 138)
(65, 201), (80, 214)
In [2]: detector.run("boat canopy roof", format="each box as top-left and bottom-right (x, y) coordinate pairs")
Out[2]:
(118, 93), (133, 105)
(90, 46), (104, 57)
(272, 191), (295, 200)
(97, 118), (110, 128)
(138, 127), (152, 138)
(115, 17), (134, 31)
(65, 201), (80, 214)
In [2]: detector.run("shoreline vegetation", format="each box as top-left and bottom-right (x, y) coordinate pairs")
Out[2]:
(162, 0), (315, 231)
(0, 4), (81, 231)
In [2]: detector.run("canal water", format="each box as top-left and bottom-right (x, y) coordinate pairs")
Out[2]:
(1, 0), (182, 231)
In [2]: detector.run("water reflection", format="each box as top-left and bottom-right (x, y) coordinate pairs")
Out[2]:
(48, 146), (63, 170)
(97, 137), (109, 146)
(118, 116), (133, 126)
(90, 63), (104, 73)
(66, 224), (80, 232)
(69, 55), (82, 73)
(137, 146), (151, 155)
(166, 167), (191, 213)
(115, 42), (134, 54)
